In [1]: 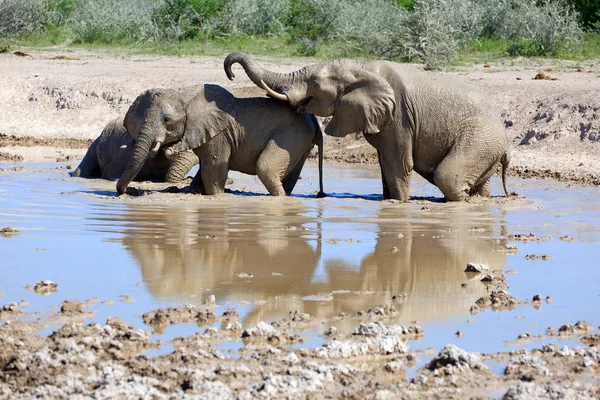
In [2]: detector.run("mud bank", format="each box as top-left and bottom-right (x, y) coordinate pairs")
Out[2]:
(1, 306), (598, 399)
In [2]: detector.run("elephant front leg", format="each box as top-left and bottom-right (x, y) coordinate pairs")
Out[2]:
(377, 150), (390, 200)
(376, 145), (413, 202)
(185, 168), (205, 194)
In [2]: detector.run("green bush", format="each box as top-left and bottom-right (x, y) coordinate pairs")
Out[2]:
(220, 0), (290, 36)
(568, 0), (600, 29)
(400, 0), (582, 68)
(153, 0), (228, 41)
(68, 0), (159, 44)
(491, 0), (582, 56)
(0, 0), (591, 67)
(0, 0), (52, 38)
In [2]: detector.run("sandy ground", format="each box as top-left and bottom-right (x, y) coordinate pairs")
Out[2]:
(1, 49), (600, 185)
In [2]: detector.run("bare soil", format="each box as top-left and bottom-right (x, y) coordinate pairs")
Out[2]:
(1, 50), (599, 186)
(1, 301), (598, 399)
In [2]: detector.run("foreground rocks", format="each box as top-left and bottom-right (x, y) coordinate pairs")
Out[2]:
(0, 306), (598, 399)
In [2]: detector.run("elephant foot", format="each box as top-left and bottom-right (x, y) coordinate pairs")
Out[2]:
(124, 187), (149, 197)
(182, 185), (204, 194)
(226, 177), (234, 187)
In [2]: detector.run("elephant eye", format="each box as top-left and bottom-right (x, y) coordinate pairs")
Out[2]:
(163, 116), (171, 123)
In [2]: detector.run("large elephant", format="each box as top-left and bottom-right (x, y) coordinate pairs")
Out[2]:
(117, 84), (324, 197)
(72, 118), (198, 182)
(223, 52), (510, 201)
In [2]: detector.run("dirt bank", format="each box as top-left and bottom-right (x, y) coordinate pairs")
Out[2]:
(1, 50), (599, 185)
(1, 301), (598, 399)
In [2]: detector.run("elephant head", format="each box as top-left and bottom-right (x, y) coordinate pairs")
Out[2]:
(117, 89), (188, 195)
(117, 85), (234, 195)
(223, 52), (396, 137)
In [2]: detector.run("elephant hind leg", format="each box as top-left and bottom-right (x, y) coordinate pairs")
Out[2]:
(257, 135), (311, 196)
(470, 179), (491, 197)
(282, 150), (310, 196)
(434, 141), (501, 201)
(256, 151), (287, 196)
(72, 141), (100, 178)
(433, 150), (474, 202)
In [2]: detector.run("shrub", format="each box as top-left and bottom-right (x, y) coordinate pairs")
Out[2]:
(0, 0), (52, 38)
(220, 0), (290, 36)
(400, 0), (582, 68)
(335, 0), (406, 58)
(400, 0), (461, 69)
(494, 0), (582, 56)
(153, 0), (229, 41)
(68, 0), (159, 44)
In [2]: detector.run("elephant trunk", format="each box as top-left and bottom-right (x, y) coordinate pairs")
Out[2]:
(223, 52), (308, 100)
(116, 126), (154, 195)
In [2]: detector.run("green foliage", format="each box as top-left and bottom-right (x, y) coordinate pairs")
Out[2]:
(220, 0), (290, 36)
(68, 0), (159, 44)
(0, 40), (9, 52)
(395, 0), (414, 9)
(152, 0), (228, 41)
(0, 0), (52, 38)
(0, 0), (593, 67)
(567, 0), (600, 29)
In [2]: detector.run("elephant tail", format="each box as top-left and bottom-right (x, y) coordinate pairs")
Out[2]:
(71, 140), (100, 178)
(501, 149), (510, 196)
(311, 115), (326, 198)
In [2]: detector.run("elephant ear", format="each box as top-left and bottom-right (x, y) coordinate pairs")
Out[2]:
(124, 90), (153, 138)
(166, 105), (236, 154)
(325, 70), (396, 137)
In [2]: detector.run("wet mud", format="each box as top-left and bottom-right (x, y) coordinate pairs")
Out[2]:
(0, 160), (599, 398)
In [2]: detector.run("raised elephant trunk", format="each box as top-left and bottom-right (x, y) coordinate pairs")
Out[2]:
(116, 127), (154, 195)
(223, 52), (308, 101)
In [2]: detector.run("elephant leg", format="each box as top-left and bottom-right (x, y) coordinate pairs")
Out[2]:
(434, 146), (484, 201)
(165, 150), (199, 183)
(72, 141), (100, 178)
(377, 150), (390, 200)
(197, 141), (230, 196)
(256, 152), (286, 196)
(186, 166), (204, 194)
(257, 134), (311, 196)
(472, 179), (491, 197)
(281, 150), (310, 196)
(377, 144), (413, 202)
(101, 160), (126, 181)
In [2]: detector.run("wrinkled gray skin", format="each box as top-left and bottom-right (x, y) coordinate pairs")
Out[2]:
(224, 52), (510, 201)
(72, 118), (198, 182)
(118, 84), (324, 197)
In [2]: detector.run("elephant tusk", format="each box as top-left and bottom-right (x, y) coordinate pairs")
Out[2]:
(150, 141), (162, 158)
(260, 80), (289, 102)
(164, 148), (177, 160)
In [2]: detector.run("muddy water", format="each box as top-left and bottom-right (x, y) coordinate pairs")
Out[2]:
(1, 158), (599, 358)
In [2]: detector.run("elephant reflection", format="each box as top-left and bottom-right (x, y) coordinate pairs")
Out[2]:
(120, 198), (510, 327)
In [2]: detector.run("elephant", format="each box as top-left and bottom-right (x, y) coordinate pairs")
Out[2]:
(117, 84), (324, 197)
(72, 117), (198, 182)
(223, 52), (511, 202)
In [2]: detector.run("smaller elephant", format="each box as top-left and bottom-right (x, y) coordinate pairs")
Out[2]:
(72, 118), (198, 182)
(118, 84), (323, 197)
